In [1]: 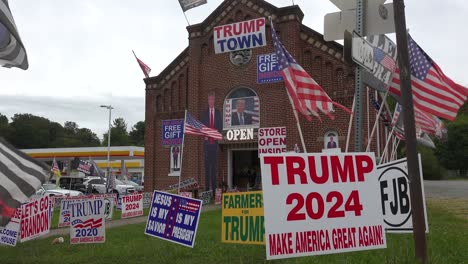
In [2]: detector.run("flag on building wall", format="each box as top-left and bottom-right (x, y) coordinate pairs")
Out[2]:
(0, 0), (28, 69)
(270, 19), (351, 121)
(184, 111), (222, 140)
(389, 34), (468, 121)
(178, 0), (207, 12)
(132, 50), (151, 78)
(0, 138), (47, 227)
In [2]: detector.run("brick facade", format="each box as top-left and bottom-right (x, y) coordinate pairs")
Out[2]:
(143, 0), (386, 193)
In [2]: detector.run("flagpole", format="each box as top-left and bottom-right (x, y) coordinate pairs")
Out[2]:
(287, 91), (307, 152)
(365, 89), (390, 152)
(380, 127), (396, 165)
(345, 96), (355, 152)
(376, 90), (381, 157)
(178, 110), (188, 194)
(182, 11), (190, 26)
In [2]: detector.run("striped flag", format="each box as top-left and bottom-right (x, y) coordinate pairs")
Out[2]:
(0, 138), (48, 227)
(178, 0), (207, 12)
(271, 19), (351, 121)
(184, 111), (222, 140)
(179, 198), (200, 213)
(389, 34), (468, 121)
(132, 50), (151, 78)
(0, 0), (28, 69)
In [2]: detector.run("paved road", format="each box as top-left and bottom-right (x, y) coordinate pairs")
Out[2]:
(423, 180), (468, 199)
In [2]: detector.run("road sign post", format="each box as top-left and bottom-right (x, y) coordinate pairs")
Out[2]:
(393, 0), (427, 262)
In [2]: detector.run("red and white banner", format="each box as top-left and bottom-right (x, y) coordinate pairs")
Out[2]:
(121, 193), (143, 219)
(260, 152), (386, 260)
(20, 196), (51, 242)
(258, 127), (287, 155)
(69, 198), (106, 244)
(215, 188), (222, 205)
(179, 192), (193, 198)
(213, 17), (266, 54)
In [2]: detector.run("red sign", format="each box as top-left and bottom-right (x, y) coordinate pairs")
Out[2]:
(20, 196), (50, 242)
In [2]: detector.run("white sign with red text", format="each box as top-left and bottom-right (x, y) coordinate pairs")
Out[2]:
(213, 17), (266, 54)
(260, 152), (386, 260)
(20, 196), (51, 242)
(258, 127), (287, 155)
(69, 198), (106, 244)
(0, 208), (21, 246)
(121, 193), (143, 219)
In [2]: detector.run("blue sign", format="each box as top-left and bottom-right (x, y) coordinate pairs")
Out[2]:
(145, 191), (202, 248)
(257, 53), (283, 84)
(162, 119), (184, 146)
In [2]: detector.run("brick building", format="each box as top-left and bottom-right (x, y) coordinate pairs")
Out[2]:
(144, 0), (384, 194)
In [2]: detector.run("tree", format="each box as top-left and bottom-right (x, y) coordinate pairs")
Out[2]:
(8, 114), (52, 148)
(0, 113), (10, 139)
(129, 121), (145, 146)
(102, 117), (130, 146)
(435, 114), (468, 176)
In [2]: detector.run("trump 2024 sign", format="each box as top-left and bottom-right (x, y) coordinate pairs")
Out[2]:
(260, 153), (386, 260)
(213, 17), (266, 54)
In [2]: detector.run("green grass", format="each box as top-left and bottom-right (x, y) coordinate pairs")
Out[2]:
(2, 203), (467, 264)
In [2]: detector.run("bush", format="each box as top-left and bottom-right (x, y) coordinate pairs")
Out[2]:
(418, 146), (445, 180)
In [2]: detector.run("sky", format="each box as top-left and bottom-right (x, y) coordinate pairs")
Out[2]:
(1, 0), (467, 139)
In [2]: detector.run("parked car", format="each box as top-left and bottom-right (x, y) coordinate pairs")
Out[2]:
(120, 179), (144, 192)
(50, 176), (86, 193)
(83, 176), (135, 198)
(33, 184), (83, 198)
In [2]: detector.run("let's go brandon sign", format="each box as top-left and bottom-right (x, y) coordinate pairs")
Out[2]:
(260, 152), (386, 260)
(213, 17), (266, 54)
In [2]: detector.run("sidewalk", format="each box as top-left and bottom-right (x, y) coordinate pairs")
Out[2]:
(44, 204), (221, 239)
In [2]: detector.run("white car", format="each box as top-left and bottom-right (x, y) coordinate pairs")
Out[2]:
(120, 179), (144, 192)
(83, 177), (135, 198)
(34, 184), (83, 198)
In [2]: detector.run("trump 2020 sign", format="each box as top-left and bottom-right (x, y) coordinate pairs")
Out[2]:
(260, 152), (386, 260)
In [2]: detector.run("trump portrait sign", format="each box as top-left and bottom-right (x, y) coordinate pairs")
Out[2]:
(213, 17), (266, 54)
(145, 191), (202, 248)
(260, 152), (386, 260)
(162, 119), (184, 146)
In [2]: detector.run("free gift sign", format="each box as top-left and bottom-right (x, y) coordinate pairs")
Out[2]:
(260, 152), (386, 260)
(213, 17), (266, 54)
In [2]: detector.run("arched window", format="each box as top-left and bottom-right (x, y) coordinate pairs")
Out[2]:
(223, 87), (260, 130)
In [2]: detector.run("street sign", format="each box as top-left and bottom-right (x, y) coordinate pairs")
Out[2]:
(329, 0), (386, 11)
(324, 2), (394, 41)
(352, 31), (374, 72)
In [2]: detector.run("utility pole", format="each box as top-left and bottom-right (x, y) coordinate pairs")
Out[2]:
(354, 0), (366, 152)
(393, 0), (427, 262)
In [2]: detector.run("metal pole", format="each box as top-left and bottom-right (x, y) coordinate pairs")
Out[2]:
(354, 0), (366, 152)
(345, 97), (355, 152)
(107, 106), (112, 191)
(393, 0), (427, 262)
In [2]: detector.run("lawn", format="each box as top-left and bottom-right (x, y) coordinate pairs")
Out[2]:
(1, 201), (467, 264)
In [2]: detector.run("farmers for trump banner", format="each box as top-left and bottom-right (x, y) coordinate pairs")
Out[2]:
(260, 152), (386, 260)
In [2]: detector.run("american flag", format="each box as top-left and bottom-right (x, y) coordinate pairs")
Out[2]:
(132, 50), (151, 78)
(77, 160), (92, 175)
(389, 34), (468, 121)
(270, 19), (351, 121)
(184, 111), (222, 140)
(51, 158), (61, 176)
(0, 138), (47, 227)
(373, 47), (396, 72)
(179, 199), (200, 213)
(0, 0), (28, 70)
(391, 103), (402, 128)
(369, 91), (391, 125)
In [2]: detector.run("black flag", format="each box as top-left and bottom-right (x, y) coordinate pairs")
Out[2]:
(0, 0), (28, 69)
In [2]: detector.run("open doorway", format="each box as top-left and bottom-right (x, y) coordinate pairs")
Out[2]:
(231, 150), (261, 191)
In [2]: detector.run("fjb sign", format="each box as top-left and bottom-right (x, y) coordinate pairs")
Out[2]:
(214, 17), (266, 54)
(260, 153), (386, 260)
(377, 155), (428, 233)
